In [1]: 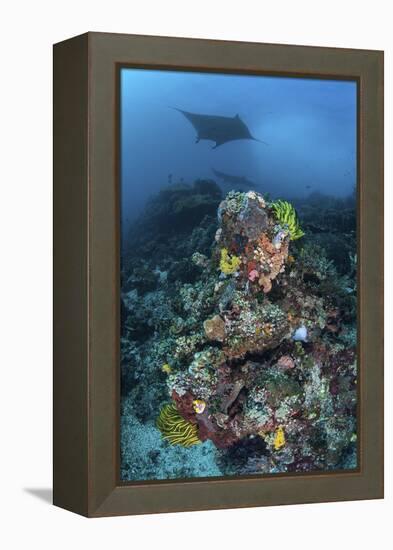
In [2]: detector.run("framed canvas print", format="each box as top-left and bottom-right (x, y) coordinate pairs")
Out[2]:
(53, 32), (383, 517)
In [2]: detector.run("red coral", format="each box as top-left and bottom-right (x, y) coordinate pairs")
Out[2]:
(172, 390), (197, 423)
(247, 260), (257, 272)
(197, 414), (239, 448)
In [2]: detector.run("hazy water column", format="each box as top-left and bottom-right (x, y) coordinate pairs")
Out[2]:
(120, 68), (357, 245)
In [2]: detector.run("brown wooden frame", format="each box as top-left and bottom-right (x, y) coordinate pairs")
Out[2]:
(53, 32), (384, 517)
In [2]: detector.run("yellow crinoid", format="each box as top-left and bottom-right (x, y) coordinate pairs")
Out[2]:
(157, 403), (201, 447)
(271, 200), (305, 241)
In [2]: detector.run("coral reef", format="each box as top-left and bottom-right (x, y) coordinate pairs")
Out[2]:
(120, 182), (357, 480)
(121, 397), (220, 480)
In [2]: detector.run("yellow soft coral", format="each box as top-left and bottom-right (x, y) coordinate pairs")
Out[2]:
(157, 403), (200, 447)
(220, 248), (241, 275)
(274, 426), (286, 450)
(192, 399), (206, 414)
(161, 363), (172, 374)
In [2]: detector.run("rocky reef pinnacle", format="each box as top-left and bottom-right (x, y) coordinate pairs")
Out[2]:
(121, 182), (357, 479)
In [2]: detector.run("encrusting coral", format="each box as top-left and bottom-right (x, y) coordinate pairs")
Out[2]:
(157, 403), (201, 447)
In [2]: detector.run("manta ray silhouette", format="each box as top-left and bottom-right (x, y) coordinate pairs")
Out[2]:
(173, 108), (267, 149)
(212, 167), (257, 188)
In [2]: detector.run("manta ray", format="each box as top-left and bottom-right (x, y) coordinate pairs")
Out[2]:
(173, 108), (266, 149)
(212, 168), (257, 188)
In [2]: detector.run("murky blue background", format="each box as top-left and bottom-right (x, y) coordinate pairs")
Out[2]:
(120, 68), (356, 242)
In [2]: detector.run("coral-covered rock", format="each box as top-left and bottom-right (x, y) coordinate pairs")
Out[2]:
(276, 355), (295, 370)
(122, 184), (357, 477)
(165, 190), (301, 447)
(203, 314), (226, 342)
(215, 190), (290, 294)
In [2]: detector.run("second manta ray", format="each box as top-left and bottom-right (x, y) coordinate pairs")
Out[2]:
(212, 167), (257, 189)
(173, 108), (266, 149)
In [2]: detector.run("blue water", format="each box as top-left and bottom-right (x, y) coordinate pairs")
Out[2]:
(120, 68), (356, 244)
(119, 68), (358, 481)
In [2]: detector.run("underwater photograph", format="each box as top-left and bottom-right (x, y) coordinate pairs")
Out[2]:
(119, 68), (358, 482)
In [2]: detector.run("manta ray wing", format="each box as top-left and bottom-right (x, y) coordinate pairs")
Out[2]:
(173, 108), (266, 148)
